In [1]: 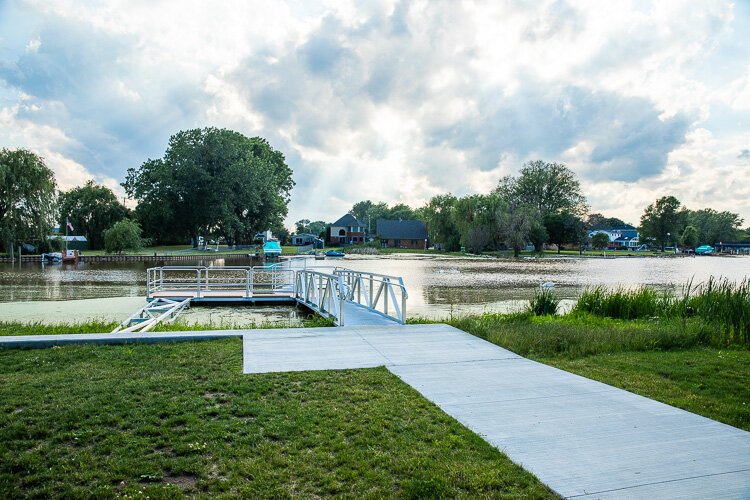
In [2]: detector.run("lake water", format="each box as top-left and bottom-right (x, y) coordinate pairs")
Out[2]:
(0, 254), (748, 325)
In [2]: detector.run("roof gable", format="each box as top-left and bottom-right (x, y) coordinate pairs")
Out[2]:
(332, 213), (364, 227)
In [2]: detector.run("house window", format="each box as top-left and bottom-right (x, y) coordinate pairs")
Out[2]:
(338, 229), (346, 236)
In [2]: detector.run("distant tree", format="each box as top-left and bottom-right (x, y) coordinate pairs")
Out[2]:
(387, 203), (417, 221)
(0, 148), (57, 256)
(497, 203), (535, 258)
(591, 233), (610, 250)
(294, 219), (311, 234)
(124, 128), (294, 246)
(271, 223), (290, 245)
(295, 219), (327, 236)
(527, 221), (548, 253)
(681, 225), (699, 249)
(496, 160), (588, 217)
(587, 213), (629, 230)
(544, 211), (586, 254)
(639, 196), (684, 250)
(58, 180), (128, 250)
(453, 194), (502, 250)
(686, 208), (743, 245)
(103, 219), (143, 254)
(421, 194), (461, 251)
(466, 226), (490, 254)
(350, 200), (390, 234)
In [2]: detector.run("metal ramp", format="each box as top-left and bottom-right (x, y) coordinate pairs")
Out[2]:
(112, 297), (192, 333)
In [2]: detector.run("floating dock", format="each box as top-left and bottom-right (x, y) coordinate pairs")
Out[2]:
(116, 259), (409, 330)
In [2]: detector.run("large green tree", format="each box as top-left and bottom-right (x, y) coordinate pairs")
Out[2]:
(0, 148), (57, 255)
(104, 219), (143, 254)
(453, 194), (502, 251)
(497, 203), (535, 257)
(587, 213), (630, 230)
(58, 180), (128, 249)
(639, 196), (685, 250)
(686, 208), (743, 245)
(495, 160), (588, 217)
(420, 194), (461, 251)
(124, 128), (294, 246)
(544, 211), (587, 254)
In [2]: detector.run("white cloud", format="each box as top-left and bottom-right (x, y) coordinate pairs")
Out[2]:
(1, 0), (749, 227)
(25, 35), (41, 53)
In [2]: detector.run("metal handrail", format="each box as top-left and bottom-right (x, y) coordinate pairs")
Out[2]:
(333, 269), (407, 324)
(294, 270), (345, 325)
(147, 265), (295, 298)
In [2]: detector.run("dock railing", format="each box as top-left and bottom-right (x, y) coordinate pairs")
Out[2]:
(293, 270), (345, 325)
(333, 269), (408, 324)
(147, 265), (296, 298)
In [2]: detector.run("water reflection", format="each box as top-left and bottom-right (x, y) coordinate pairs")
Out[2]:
(0, 255), (748, 322)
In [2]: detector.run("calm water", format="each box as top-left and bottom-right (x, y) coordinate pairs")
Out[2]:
(0, 254), (748, 324)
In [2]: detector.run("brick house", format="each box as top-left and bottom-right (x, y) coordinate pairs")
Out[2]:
(377, 219), (428, 249)
(329, 214), (366, 245)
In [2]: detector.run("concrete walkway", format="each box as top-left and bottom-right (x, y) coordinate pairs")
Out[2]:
(3, 324), (750, 498)
(243, 324), (750, 499)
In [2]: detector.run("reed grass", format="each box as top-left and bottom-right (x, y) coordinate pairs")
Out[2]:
(527, 288), (560, 316)
(572, 278), (750, 346)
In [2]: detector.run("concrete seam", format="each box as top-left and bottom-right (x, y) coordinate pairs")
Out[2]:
(566, 467), (750, 498)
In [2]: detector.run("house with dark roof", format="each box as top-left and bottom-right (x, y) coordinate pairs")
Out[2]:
(377, 219), (428, 249)
(588, 228), (640, 250)
(329, 214), (366, 245)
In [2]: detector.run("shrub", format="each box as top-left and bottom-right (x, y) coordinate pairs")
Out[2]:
(103, 219), (143, 254)
(528, 288), (560, 316)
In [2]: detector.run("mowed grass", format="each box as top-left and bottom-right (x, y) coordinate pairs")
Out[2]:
(435, 313), (750, 431)
(0, 315), (334, 337)
(0, 339), (554, 498)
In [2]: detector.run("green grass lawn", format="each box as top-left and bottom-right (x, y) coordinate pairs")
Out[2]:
(0, 339), (554, 498)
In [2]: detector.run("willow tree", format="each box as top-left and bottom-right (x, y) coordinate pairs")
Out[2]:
(58, 180), (128, 249)
(0, 148), (57, 256)
(124, 128), (294, 246)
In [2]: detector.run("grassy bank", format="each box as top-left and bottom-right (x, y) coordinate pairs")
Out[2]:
(0, 340), (554, 498)
(0, 315), (334, 337)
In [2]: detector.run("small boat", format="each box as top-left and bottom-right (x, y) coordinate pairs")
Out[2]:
(263, 240), (282, 260)
(41, 252), (63, 263)
(695, 245), (714, 255)
(62, 249), (79, 262)
(325, 250), (345, 257)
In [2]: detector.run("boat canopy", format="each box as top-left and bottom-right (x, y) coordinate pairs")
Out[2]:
(263, 240), (282, 255)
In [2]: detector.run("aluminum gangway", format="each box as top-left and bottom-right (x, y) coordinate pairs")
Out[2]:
(116, 258), (408, 329)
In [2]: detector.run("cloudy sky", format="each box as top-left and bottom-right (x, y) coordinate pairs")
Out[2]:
(1, 0), (749, 227)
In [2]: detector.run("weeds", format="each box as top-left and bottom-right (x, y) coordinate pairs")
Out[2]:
(527, 288), (560, 316)
(572, 278), (750, 347)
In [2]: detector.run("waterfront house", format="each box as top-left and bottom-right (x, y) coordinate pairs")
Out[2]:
(329, 214), (366, 245)
(291, 233), (324, 248)
(588, 228), (640, 250)
(377, 219), (428, 249)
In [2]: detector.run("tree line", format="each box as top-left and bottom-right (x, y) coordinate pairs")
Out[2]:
(329, 161), (747, 254)
(1, 136), (746, 256)
(0, 127), (294, 254)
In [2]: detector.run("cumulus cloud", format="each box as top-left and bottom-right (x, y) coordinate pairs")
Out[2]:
(0, 0), (748, 225)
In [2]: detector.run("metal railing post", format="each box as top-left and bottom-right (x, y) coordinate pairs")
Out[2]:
(400, 278), (407, 324)
(384, 279), (388, 315)
(338, 274), (345, 326)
